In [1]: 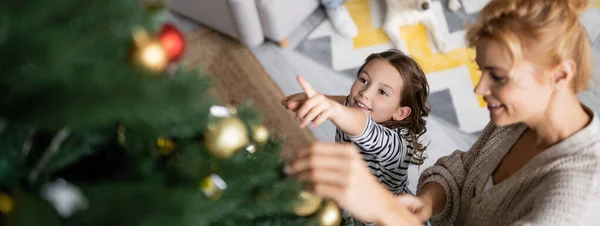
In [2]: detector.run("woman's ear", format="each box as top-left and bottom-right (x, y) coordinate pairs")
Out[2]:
(392, 106), (412, 121)
(552, 59), (576, 90)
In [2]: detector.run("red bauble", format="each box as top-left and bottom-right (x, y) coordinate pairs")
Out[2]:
(159, 24), (185, 62)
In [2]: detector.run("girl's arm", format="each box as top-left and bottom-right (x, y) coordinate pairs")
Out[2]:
(329, 104), (369, 137)
(282, 93), (346, 113)
(335, 111), (403, 157)
(326, 95), (348, 105)
(335, 112), (411, 189)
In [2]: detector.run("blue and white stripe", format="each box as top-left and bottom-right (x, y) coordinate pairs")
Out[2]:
(335, 111), (414, 195)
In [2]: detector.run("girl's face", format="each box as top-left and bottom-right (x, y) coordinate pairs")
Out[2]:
(474, 38), (554, 126)
(349, 59), (407, 123)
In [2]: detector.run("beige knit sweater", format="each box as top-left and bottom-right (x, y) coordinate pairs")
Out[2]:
(418, 106), (600, 226)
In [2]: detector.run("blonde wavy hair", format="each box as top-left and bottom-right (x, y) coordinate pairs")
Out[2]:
(466, 0), (593, 92)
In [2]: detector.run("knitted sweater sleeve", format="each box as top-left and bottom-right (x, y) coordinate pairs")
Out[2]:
(416, 122), (497, 225)
(510, 159), (600, 226)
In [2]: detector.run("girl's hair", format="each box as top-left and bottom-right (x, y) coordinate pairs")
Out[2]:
(357, 49), (430, 165)
(466, 0), (593, 92)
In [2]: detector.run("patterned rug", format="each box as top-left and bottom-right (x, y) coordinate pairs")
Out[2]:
(296, 0), (600, 134)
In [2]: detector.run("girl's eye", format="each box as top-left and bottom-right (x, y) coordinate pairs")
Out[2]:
(359, 78), (368, 84)
(379, 89), (388, 96)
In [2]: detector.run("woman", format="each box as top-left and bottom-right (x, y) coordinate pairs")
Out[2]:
(285, 0), (600, 225)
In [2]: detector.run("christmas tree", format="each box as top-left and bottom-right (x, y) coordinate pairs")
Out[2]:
(0, 0), (340, 225)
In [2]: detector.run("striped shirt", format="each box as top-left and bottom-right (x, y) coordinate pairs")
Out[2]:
(336, 100), (416, 226)
(335, 100), (414, 195)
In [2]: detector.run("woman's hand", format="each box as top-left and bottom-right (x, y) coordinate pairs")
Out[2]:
(285, 142), (421, 225)
(396, 194), (433, 222)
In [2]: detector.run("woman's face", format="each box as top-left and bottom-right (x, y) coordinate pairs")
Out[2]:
(474, 38), (554, 126)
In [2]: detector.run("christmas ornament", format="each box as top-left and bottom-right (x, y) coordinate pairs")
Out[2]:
(0, 193), (14, 214)
(210, 105), (236, 118)
(252, 125), (269, 144)
(245, 144), (256, 154)
(292, 191), (322, 216)
(200, 174), (227, 200)
(227, 106), (238, 115)
(159, 24), (185, 62)
(41, 179), (88, 218)
(205, 117), (249, 159)
(157, 137), (175, 155)
(315, 200), (341, 226)
(131, 27), (169, 72)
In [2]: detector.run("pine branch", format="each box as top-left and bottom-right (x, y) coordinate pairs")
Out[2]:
(28, 127), (71, 182)
(20, 127), (35, 162)
(1, 1), (314, 225)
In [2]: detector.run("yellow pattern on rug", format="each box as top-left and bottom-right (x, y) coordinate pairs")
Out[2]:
(593, 0), (600, 9)
(345, 0), (485, 107)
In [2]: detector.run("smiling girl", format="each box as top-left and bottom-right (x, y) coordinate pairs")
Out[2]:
(282, 49), (431, 196)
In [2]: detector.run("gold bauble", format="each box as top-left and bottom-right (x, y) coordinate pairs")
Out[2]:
(205, 117), (249, 159)
(157, 137), (175, 155)
(292, 191), (322, 216)
(135, 41), (169, 72)
(131, 27), (169, 73)
(315, 200), (341, 226)
(0, 193), (14, 214)
(252, 125), (269, 144)
(199, 174), (227, 200)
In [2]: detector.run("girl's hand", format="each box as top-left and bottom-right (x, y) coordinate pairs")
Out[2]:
(285, 142), (421, 225)
(295, 76), (341, 128)
(281, 92), (308, 112)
